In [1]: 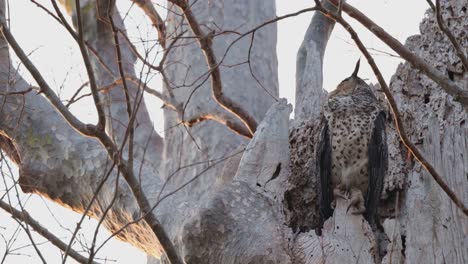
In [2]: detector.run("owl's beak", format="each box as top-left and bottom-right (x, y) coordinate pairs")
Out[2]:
(351, 59), (360, 78)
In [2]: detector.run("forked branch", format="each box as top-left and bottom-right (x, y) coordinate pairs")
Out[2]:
(168, 0), (258, 138)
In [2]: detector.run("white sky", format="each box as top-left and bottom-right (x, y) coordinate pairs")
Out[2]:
(0, 0), (427, 263)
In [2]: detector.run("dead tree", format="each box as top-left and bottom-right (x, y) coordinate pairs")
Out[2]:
(0, 0), (466, 263)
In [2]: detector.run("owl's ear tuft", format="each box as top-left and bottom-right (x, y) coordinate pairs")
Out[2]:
(351, 59), (360, 78)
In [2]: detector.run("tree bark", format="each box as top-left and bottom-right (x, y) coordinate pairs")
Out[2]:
(0, 0), (466, 263)
(289, 1), (467, 263)
(381, 2), (467, 262)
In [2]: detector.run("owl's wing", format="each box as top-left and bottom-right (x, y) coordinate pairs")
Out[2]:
(317, 116), (333, 228)
(365, 111), (387, 228)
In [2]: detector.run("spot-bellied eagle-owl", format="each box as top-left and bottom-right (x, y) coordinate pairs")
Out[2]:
(317, 60), (387, 231)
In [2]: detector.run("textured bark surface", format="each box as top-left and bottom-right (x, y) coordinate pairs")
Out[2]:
(383, 2), (467, 262)
(288, 1), (467, 263)
(284, 0), (338, 234)
(150, 0), (283, 262)
(0, 1), (164, 256)
(0, 0), (466, 263)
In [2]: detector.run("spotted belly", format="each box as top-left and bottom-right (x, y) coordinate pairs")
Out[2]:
(330, 116), (371, 194)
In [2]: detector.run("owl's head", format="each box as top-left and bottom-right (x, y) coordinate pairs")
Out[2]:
(329, 60), (369, 96)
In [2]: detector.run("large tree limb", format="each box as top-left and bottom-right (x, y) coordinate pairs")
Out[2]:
(0, 70), (161, 257)
(50, 0), (164, 164)
(0, 24), (95, 136)
(294, 0), (337, 121)
(3, 20), (182, 264)
(151, 0), (280, 262)
(0, 2), (184, 262)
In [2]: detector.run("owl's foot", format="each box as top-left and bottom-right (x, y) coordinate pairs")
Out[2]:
(346, 188), (365, 215)
(332, 184), (350, 209)
(333, 184), (350, 199)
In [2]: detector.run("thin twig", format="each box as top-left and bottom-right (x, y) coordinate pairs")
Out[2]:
(327, 0), (468, 109)
(61, 160), (116, 264)
(0, 156), (46, 264)
(0, 201), (98, 264)
(1, 22), (183, 264)
(65, 82), (89, 107)
(74, 0), (106, 131)
(0, 87), (33, 96)
(109, 15), (135, 168)
(132, 0), (167, 48)
(86, 166), (121, 264)
(99, 76), (179, 111)
(315, 0), (468, 216)
(246, 32), (279, 102)
(117, 28), (160, 71)
(169, 0), (258, 138)
(38, 1), (114, 77)
(435, 0), (468, 72)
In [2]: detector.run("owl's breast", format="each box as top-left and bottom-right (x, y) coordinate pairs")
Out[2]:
(328, 107), (374, 193)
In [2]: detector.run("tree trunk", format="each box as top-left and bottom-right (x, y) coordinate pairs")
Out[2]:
(288, 1), (467, 263)
(0, 0), (466, 263)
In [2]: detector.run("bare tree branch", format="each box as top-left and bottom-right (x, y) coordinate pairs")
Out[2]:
(168, 0), (258, 138)
(315, 0), (468, 216)
(65, 82), (89, 107)
(117, 28), (161, 71)
(1, 158), (47, 264)
(0, 201), (97, 264)
(74, 0), (106, 130)
(0, 87), (34, 96)
(35, 1), (115, 78)
(435, 0), (468, 72)
(132, 0), (167, 48)
(109, 15), (135, 168)
(327, 0), (468, 109)
(0, 24), (95, 136)
(425, 0), (436, 11)
(100, 76), (178, 109)
(0, 20), (184, 264)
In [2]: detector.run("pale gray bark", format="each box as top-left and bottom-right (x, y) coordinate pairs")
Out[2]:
(382, 2), (468, 262)
(151, 0), (283, 262)
(289, 1), (467, 263)
(295, 0), (336, 122)
(0, 0), (466, 263)
(0, 1), (164, 256)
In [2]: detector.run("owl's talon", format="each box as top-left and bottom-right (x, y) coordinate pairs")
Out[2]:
(345, 188), (365, 215)
(351, 206), (366, 215)
(333, 187), (348, 200)
(344, 190), (350, 199)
